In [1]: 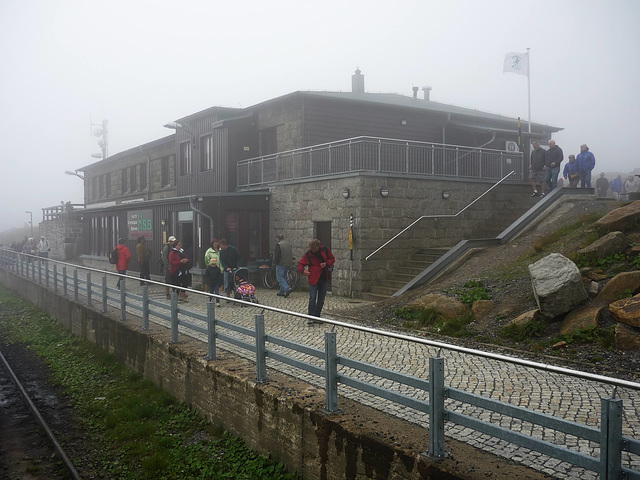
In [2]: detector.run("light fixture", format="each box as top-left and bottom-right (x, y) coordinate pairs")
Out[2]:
(65, 170), (84, 180)
(400, 119), (407, 126)
(163, 121), (183, 130)
(380, 187), (389, 197)
(442, 190), (451, 199)
(342, 187), (350, 199)
(161, 219), (166, 227)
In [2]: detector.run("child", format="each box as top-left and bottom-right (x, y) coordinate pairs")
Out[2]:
(205, 257), (223, 305)
(234, 272), (257, 304)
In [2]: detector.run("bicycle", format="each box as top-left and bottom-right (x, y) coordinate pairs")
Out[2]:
(259, 256), (300, 291)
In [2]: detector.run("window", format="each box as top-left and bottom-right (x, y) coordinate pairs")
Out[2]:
(129, 165), (137, 192)
(139, 163), (147, 190)
(105, 172), (111, 196)
(201, 134), (214, 171)
(161, 156), (171, 186)
(180, 142), (192, 176)
(121, 169), (128, 193)
(98, 174), (105, 198)
(92, 177), (98, 200)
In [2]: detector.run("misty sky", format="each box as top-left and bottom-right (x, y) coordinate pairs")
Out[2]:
(1, 0), (638, 234)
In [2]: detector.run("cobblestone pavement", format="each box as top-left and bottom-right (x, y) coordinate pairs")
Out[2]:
(14, 264), (640, 479)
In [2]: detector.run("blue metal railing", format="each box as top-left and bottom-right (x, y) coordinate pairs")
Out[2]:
(1, 250), (639, 479)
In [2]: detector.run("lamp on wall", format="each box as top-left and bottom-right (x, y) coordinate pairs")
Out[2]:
(380, 187), (389, 197)
(442, 190), (451, 199)
(342, 187), (350, 199)
(400, 119), (407, 126)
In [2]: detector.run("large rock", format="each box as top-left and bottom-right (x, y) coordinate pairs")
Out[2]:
(577, 231), (627, 257)
(595, 200), (640, 233)
(614, 323), (640, 351)
(472, 299), (494, 318)
(509, 309), (539, 326)
(409, 294), (467, 320)
(595, 271), (640, 303)
(560, 305), (601, 335)
(609, 294), (640, 328)
(528, 253), (588, 319)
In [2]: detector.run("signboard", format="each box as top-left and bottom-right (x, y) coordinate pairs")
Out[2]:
(127, 209), (153, 240)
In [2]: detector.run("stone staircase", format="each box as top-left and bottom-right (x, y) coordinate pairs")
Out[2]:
(361, 247), (451, 302)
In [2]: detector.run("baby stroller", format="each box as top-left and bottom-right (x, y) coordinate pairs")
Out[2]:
(233, 267), (258, 305)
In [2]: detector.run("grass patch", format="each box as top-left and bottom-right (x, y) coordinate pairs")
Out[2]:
(395, 306), (474, 337)
(445, 280), (491, 306)
(500, 320), (546, 343)
(0, 285), (298, 480)
(551, 326), (616, 349)
(532, 213), (602, 253)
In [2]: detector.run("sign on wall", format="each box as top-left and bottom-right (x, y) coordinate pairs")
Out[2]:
(127, 209), (153, 240)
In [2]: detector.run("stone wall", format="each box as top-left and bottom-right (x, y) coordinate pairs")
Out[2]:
(38, 213), (83, 261)
(268, 174), (533, 296)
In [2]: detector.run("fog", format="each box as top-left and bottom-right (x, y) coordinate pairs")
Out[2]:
(1, 0), (638, 234)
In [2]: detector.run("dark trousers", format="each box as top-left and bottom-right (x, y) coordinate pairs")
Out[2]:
(116, 270), (126, 289)
(139, 261), (150, 285)
(308, 279), (328, 317)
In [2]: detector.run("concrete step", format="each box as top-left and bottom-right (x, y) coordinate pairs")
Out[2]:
(370, 285), (399, 296)
(361, 291), (392, 302)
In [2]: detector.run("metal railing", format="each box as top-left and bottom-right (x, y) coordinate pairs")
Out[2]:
(1, 250), (639, 479)
(237, 136), (526, 188)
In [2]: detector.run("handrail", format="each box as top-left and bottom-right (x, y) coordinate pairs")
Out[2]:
(366, 171), (515, 261)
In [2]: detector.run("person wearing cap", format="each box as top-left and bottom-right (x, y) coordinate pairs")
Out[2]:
(37, 235), (51, 259)
(576, 144), (596, 188)
(595, 172), (609, 198)
(204, 238), (223, 303)
(162, 235), (177, 299)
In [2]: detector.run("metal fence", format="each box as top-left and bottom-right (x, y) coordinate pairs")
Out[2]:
(237, 136), (526, 188)
(1, 250), (639, 479)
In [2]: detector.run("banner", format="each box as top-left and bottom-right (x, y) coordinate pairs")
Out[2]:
(503, 52), (528, 76)
(127, 209), (153, 240)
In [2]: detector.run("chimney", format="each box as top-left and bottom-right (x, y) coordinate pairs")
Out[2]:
(412, 86), (419, 99)
(352, 68), (365, 94)
(422, 86), (432, 101)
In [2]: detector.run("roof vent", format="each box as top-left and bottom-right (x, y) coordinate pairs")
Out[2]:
(352, 68), (365, 94)
(412, 86), (419, 99)
(422, 86), (432, 101)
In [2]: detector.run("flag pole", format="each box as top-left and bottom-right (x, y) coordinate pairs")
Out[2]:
(527, 47), (531, 134)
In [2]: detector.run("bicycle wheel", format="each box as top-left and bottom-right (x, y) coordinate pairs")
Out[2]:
(287, 266), (300, 291)
(262, 267), (278, 289)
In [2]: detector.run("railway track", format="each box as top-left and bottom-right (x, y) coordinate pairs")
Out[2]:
(0, 346), (81, 480)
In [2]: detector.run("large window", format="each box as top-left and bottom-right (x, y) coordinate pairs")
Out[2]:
(162, 156), (171, 186)
(201, 134), (214, 171)
(180, 142), (192, 176)
(139, 163), (147, 190)
(129, 165), (137, 192)
(121, 169), (128, 193)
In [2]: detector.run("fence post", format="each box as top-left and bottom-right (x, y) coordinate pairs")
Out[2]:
(120, 279), (126, 320)
(101, 275), (107, 313)
(63, 266), (67, 296)
(255, 314), (268, 382)
(45, 261), (49, 288)
(206, 302), (216, 360)
(142, 285), (149, 330)
(170, 293), (178, 343)
(428, 355), (445, 458)
(324, 331), (339, 413)
(53, 264), (58, 292)
(38, 259), (42, 284)
(86, 272), (92, 307)
(600, 394), (623, 480)
(73, 269), (79, 302)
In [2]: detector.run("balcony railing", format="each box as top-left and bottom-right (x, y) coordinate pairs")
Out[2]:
(237, 136), (525, 189)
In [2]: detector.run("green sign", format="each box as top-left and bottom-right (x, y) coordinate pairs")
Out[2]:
(127, 209), (153, 240)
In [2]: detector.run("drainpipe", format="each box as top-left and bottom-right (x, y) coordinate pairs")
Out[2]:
(479, 131), (497, 149)
(189, 196), (214, 267)
(442, 113), (451, 144)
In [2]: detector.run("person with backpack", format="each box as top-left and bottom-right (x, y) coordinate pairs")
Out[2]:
(218, 238), (242, 298)
(298, 239), (335, 324)
(169, 240), (191, 301)
(161, 236), (177, 299)
(114, 238), (131, 289)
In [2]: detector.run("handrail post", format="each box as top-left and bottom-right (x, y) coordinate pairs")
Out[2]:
(73, 269), (79, 302)
(53, 264), (58, 292)
(45, 261), (49, 288)
(170, 292), (178, 343)
(324, 331), (339, 413)
(38, 259), (42, 284)
(378, 138), (382, 172)
(428, 355), (445, 458)
(142, 285), (149, 330)
(86, 272), (92, 307)
(63, 266), (67, 296)
(600, 395), (623, 479)
(348, 140), (352, 171)
(206, 302), (216, 360)
(101, 275), (107, 313)
(120, 279), (126, 320)
(405, 142), (409, 173)
(255, 314), (267, 382)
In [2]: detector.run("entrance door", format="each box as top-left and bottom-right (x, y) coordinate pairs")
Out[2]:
(315, 221), (332, 289)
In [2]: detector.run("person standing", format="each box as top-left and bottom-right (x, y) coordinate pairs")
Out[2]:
(528, 141), (547, 197)
(219, 239), (242, 297)
(162, 236), (176, 299)
(595, 173), (610, 198)
(562, 155), (580, 187)
(274, 234), (293, 297)
(204, 238), (223, 303)
(169, 240), (191, 300)
(610, 175), (623, 200)
(37, 235), (51, 259)
(544, 139), (563, 193)
(298, 239), (335, 324)
(623, 175), (639, 199)
(115, 238), (131, 289)
(576, 144), (596, 188)
(136, 236), (151, 286)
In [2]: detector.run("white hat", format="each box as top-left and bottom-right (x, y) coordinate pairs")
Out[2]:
(168, 236), (177, 242)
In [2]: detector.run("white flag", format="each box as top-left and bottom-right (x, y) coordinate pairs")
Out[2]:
(503, 52), (529, 76)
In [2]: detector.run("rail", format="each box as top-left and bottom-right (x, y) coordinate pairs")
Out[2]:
(236, 136), (526, 189)
(1, 250), (639, 479)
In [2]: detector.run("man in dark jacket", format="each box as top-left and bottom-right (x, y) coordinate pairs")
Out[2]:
(595, 172), (609, 198)
(274, 234), (293, 297)
(529, 141), (547, 197)
(219, 238), (242, 296)
(298, 239), (335, 324)
(544, 139), (563, 193)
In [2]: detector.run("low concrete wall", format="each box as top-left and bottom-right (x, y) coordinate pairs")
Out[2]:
(0, 269), (548, 480)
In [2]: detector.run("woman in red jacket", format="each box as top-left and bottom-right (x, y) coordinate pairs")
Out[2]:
(169, 240), (191, 300)
(298, 239), (335, 323)
(115, 238), (131, 289)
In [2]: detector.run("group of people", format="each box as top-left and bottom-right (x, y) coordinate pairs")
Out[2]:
(19, 235), (52, 259)
(529, 140), (596, 197)
(601, 174), (640, 200)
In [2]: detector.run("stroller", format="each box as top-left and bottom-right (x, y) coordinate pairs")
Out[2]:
(233, 267), (258, 305)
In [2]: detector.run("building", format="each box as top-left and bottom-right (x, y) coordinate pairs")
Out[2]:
(74, 70), (561, 296)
